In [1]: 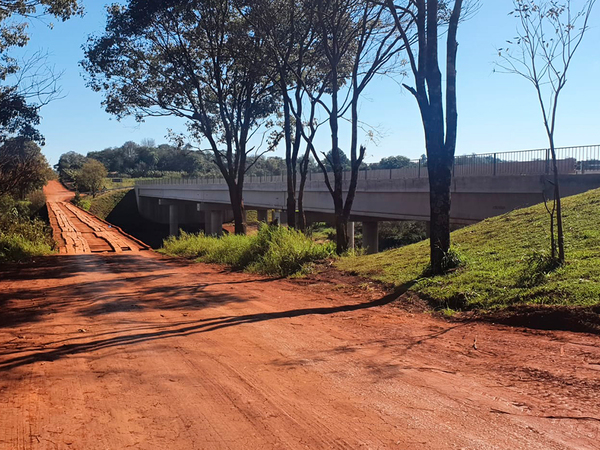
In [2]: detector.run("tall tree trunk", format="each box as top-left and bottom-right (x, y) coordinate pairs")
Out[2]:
(427, 151), (452, 273)
(227, 181), (247, 235)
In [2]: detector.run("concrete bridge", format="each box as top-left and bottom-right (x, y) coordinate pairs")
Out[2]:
(134, 145), (600, 253)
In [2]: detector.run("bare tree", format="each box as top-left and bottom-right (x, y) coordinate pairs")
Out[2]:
(311, 0), (404, 254)
(497, 0), (596, 264)
(385, 0), (467, 274)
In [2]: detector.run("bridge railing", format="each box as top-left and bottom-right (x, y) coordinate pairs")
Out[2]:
(135, 144), (600, 186)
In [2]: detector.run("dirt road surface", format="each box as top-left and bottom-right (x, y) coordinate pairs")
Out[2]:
(0, 183), (599, 449)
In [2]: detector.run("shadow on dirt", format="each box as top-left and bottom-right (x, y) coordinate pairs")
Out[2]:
(0, 283), (407, 371)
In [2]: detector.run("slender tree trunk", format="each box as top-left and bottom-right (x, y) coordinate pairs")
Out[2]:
(282, 94), (297, 229)
(550, 143), (565, 263)
(297, 146), (310, 231)
(329, 62), (348, 254)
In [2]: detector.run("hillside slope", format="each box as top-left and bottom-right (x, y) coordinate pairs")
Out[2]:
(337, 188), (600, 311)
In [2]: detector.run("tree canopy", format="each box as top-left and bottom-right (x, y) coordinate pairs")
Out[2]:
(0, 137), (52, 198)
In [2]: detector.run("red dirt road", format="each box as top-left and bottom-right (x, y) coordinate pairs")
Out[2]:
(0, 183), (599, 449)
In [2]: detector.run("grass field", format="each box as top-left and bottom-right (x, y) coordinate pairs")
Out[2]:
(337, 188), (600, 311)
(103, 178), (142, 190)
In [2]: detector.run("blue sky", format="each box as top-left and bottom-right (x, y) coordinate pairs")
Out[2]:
(12, 1), (600, 166)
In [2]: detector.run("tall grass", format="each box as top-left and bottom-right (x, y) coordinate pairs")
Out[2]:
(161, 225), (336, 276)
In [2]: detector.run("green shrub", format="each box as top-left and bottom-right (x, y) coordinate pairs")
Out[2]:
(0, 233), (53, 261)
(0, 194), (54, 262)
(161, 225), (336, 276)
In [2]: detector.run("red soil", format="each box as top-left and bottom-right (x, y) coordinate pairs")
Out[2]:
(0, 182), (598, 449)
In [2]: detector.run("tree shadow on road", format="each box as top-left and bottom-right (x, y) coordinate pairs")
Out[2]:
(0, 287), (407, 372)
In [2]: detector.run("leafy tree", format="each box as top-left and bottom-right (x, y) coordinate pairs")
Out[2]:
(497, 0), (596, 264)
(55, 150), (86, 181)
(83, 0), (279, 234)
(324, 149), (352, 172)
(0, 86), (43, 143)
(75, 159), (107, 197)
(372, 155), (413, 170)
(0, 1), (82, 143)
(385, 0), (467, 274)
(0, 137), (52, 198)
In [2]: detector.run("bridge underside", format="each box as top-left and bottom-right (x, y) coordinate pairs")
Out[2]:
(135, 173), (600, 253)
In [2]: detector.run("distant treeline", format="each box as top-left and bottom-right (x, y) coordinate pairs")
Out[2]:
(57, 140), (423, 179)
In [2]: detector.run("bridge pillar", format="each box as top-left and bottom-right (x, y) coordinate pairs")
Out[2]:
(169, 204), (179, 237)
(205, 211), (224, 236)
(362, 221), (379, 254)
(348, 221), (355, 250)
(273, 210), (288, 226)
(279, 211), (288, 226)
(257, 209), (269, 223)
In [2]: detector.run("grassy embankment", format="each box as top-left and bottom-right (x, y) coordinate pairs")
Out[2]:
(161, 225), (336, 277)
(0, 192), (54, 262)
(337, 188), (600, 312)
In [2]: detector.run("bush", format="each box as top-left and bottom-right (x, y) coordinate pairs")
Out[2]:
(0, 194), (54, 262)
(162, 225), (336, 276)
(0, 233), (53, 261)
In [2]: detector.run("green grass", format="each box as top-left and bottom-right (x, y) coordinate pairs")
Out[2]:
(103, 178), (139, 190)
(161, 225), (336, 276)
(336, 188), (600, 311)
(88, 189), (130, 219)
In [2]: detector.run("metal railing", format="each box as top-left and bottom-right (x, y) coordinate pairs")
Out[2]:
(135, 144), (600, 187)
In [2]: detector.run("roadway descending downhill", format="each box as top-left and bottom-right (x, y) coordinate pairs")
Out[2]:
(44, 181), (149, 254)
(0, 181), (598, 449)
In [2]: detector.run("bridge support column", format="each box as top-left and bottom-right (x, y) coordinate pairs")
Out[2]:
(169, 204), (179, 237)
(205, 211), (224, 236)
(257, 210), (269, 223)
(348, 221), (355, 250)
(273, 210), (287, 226)
(362, 221), (379, 254)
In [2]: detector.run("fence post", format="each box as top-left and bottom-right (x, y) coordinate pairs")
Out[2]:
(418, 160), (421, 178)
(493, 153), (497, 176)
(545, 148), (550, 175)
